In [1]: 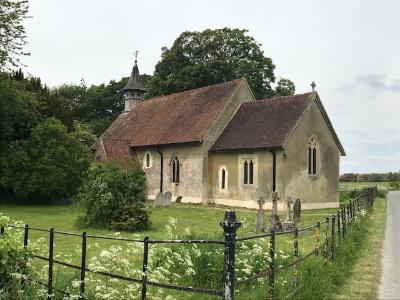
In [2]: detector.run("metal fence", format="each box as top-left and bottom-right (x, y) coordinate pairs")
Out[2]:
(1, 187), (377, 300)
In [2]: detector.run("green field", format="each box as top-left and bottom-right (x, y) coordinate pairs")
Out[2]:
(0, 201), (338, 249)
(1, 201), (338, 299)
(1, 195), (384, 299)
(339, 181), (390, 191)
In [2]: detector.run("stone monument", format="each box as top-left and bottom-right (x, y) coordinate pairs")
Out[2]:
(293, 198), (301, 224)
(256, 197), (265, 232)
(266, 192), (283, 233)
(163, 191), (172, 207)
(154, 192), (163, 208)
(282, 197), (296, 231)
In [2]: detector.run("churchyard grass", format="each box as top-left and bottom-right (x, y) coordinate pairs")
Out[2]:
(1, 196), (382, 299)
(0, 201), (337, 254)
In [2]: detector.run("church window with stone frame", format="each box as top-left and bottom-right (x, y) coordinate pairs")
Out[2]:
(221, 169), (226, 189)
(172, 156), (180, 183)
(243, 160), (254, 185)
(144, 152), (152, 168)
(308, 137), (318, 175)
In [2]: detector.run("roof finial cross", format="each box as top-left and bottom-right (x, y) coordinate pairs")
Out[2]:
(134, 50), (139, 63)
(311, 81), (316, 91)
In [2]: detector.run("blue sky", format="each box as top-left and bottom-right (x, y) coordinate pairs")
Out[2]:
(22, 0), (400, 173)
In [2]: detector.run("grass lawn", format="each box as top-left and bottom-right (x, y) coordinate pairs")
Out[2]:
(339, 181), (390, 191)
(1, 197), (384, 299)
(333, 195), (387, 299)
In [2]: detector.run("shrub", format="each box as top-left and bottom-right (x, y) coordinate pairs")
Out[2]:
(0, 214), (33, 298)
(0, 118), (91, 202)
(77, 162), (150, 231)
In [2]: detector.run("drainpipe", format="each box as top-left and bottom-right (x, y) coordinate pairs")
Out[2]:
(272, 150), (277, 192)
(157, 147), (163, 193)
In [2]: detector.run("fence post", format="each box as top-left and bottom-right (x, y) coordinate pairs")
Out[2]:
(141, 236), (149, 300)
(48, 228), (54, 300)
(293, 228), (299, 297)
(347, 204), (350, 226)
(79, 232), (87, 300)
(220, 210), (241, 300)
(324, 217), (329, 258)
(342, 207), (346, 238)
(331, 215), (335, 259)
(315, 222), (320, 256)
(269, 230), (276, 300)
(337, 211), (340, 245)
(24, 224), (29, 247)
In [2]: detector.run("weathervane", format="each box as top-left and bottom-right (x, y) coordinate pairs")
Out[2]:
(134, 50), (139, 63)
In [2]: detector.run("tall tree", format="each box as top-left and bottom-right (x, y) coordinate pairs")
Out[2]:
(0, 118), (91, 201)
(275, 78), (296, 96)
(147, 28), (295, 99)
(0, 0), (30, 70)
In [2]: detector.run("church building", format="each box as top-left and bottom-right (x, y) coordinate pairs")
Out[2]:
(92, 60), (346, 210)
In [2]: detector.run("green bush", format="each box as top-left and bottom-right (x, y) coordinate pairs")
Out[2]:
(77, 162), (150, 231)
(0, 118), (91, 202)
(0, 215), (33, 298)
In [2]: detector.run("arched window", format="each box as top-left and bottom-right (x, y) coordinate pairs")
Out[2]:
(312, 147), (317, 174)
(172, 156), (180, 183)
(145, 153), (151, 168)
(308, 137), (318, 175)
(221, 169), (226, 189)
(243, 160), (254, 185)
(244, 161), (248, 184)
(249, 160), (254, 184)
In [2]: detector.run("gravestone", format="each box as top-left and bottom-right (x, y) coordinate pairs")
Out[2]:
(266, 192), (283, 233)
(282, 197), (296, 231)
(256, 197), (265, 232)
(176, 196), (182, 203)
(163, 191), (172, 207)
(293, 198), (301, 224)
(154, 192), (163, 208)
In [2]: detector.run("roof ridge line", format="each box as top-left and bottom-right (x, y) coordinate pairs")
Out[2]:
(147, 78), (244, 101)
(252, 91), (316, 103)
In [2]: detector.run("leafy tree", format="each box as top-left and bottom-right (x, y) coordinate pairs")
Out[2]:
(147, 28), (294, 99)
(71, 121), (97, 147)
(0, 118), (91, 201)
(77, 162), (150, 231)
(275, 78), (296, 96)
(0, 73), (42, 144)
(0, 0), (30, 70)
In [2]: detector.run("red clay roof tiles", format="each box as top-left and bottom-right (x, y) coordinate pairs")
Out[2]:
(97, 79), (244, 160)
(211, 93), (314, 151)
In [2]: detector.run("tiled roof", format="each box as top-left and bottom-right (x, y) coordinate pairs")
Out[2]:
(95, 79), (244, 160)
(211, 93), (315, 151)
(102, 139), (132, 161)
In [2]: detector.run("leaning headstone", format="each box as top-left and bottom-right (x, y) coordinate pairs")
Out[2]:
(256, 197), (265, 232)
(176, 196), (182, 203)
(154, 192), (163, 208)
(282, 197), (296, 231)
(266, 192), (283, 233)
(293, 198), (301, 224)
(163, 191), (172, 207)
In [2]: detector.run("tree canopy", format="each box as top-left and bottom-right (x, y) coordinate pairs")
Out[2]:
(146, 28), (295, 99)
(0, 0), (30, 70)
(0, 118), (91, 201)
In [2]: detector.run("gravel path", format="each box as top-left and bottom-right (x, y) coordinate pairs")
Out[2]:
(379, 191), (400, 299)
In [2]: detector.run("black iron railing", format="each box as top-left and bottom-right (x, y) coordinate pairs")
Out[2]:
(1, 187), (377, 300)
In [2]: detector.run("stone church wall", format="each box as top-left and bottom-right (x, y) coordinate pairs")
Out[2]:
(136, 143), (204, 204)
(279, 99), (340, 209)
